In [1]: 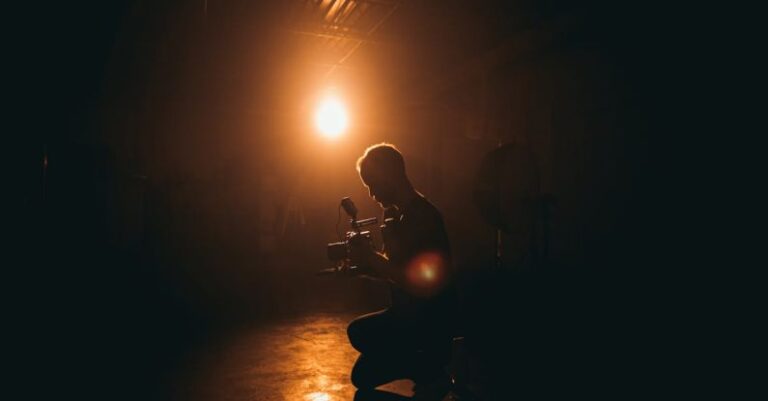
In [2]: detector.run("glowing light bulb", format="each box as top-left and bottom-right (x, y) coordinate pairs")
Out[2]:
(314, 96), (348, 139)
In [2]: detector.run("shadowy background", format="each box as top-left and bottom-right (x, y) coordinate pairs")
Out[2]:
(11, 1), (710, 399)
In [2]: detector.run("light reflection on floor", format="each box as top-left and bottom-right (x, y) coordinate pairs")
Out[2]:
(173, 313), (414, 401)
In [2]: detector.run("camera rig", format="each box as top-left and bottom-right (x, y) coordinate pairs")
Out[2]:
(317, 197), (378, 276)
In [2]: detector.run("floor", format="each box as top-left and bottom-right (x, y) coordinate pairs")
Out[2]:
(171, 313), (438, 401)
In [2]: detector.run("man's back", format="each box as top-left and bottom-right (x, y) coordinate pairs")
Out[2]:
(383, 194), (455, 313)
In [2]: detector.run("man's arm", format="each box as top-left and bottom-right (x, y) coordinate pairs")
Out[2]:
(360, 251), (406, 285)
(348, 236), (405, 285)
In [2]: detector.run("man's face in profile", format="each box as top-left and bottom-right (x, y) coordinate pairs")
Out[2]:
(362, 169), (396, 208)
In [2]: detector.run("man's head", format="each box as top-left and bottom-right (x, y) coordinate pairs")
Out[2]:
(357, 143), (410, 207)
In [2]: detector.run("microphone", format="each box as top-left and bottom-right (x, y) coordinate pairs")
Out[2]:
(341, 197), (357, 218)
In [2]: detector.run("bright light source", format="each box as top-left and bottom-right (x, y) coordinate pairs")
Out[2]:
(304, 392), (331, 401)
(314, 95), (348, 139)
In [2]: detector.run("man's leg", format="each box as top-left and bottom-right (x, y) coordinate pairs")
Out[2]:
(350, 350), (452, 391)
(408, 317), (455, 400)
(347, 308), (456, 390)
(347, 309), (404, 355)
(350, 353), (410, 390)
(347, 309), (416, 389)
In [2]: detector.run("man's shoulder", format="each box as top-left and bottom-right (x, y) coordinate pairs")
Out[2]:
(406, 194), (444, 223)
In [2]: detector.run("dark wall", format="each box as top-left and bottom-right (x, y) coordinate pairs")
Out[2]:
(375, 12), (682, 398)
(381, 17), (643, 275)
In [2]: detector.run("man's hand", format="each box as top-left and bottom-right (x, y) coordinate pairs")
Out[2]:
(346, 233), (390, 281)
(346, 232), (403, 284)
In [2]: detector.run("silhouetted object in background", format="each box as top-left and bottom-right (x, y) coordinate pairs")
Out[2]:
(473, 143), (544, 269)
(473, 144), (539, 235)
(346, 143), (457, 401)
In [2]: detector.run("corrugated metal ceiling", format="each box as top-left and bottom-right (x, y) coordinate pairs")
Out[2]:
(284, 0), (401, 78)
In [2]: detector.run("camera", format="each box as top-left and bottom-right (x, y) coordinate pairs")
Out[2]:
(318, 197), (378, 276)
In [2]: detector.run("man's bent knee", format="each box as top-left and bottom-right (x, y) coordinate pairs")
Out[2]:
(347, 320), (365, 353)
(350, 359), (376, 390)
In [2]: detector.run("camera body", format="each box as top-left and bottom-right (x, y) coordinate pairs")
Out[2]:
(327, 230), (374, 263)
(319, 197), (378, 275)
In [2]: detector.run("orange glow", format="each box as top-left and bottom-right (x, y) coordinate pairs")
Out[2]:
(405, 251), (448, 297)
(314, 95), (348, 139)
(422, 265), (435, 280)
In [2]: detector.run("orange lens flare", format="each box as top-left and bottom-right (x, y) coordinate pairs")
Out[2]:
(405, 251), (448, 296)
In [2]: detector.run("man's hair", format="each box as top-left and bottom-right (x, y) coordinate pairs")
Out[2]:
(356, 143), (407, 183)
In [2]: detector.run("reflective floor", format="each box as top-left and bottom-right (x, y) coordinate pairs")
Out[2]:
(172, 313), (420, 401)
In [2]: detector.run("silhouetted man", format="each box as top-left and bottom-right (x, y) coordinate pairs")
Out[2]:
(347, 143), (456, 401)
